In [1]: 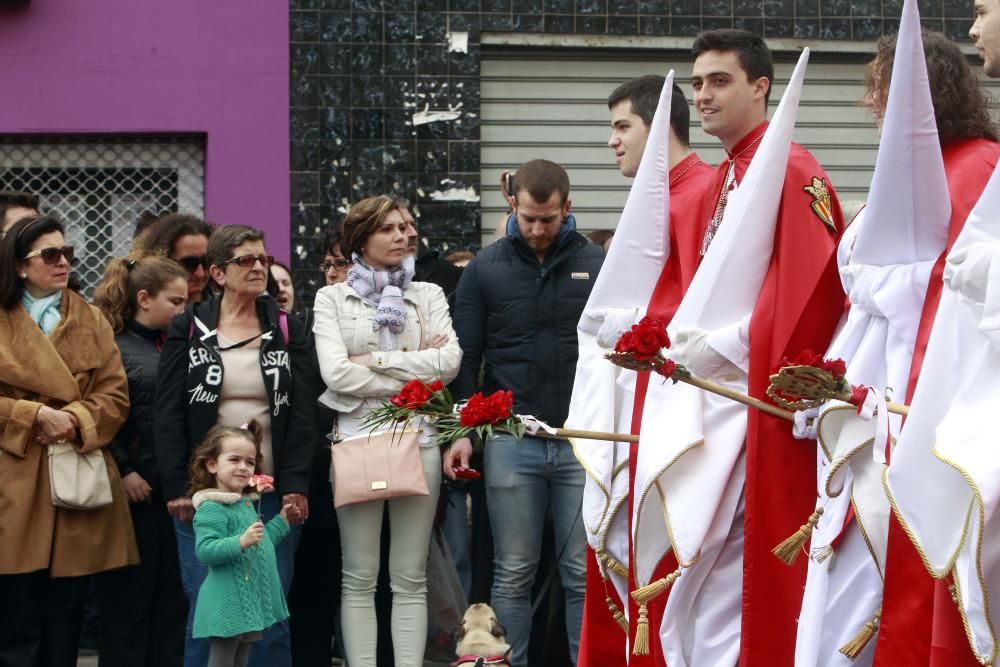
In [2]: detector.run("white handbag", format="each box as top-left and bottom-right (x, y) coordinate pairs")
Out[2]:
(47, 443), (113, 509)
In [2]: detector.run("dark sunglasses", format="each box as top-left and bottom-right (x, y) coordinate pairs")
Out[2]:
(223, 254), (274, 269)
(320, 258), (351, 272)
(176, 255), (208, 273)
(23, 245), (75, 265)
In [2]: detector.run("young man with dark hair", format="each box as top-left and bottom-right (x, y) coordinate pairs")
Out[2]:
(633, 29), (843, 665)
(444, 159), (603, 667)
(608, 75), (695, 178)
(579, 75), (717, 667)
(0, 191), (39, 241)
(399, 202), (463, 307)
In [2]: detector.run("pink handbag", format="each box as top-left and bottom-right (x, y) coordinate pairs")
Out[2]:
(330, 429), (429, 508)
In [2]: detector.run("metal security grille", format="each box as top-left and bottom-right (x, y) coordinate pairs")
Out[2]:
(0, 136), (205, 296)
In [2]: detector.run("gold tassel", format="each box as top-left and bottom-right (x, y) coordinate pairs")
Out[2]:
(838, 608), (881, 660)
(600, 553), (629, 579)
(631, 568), (683, 605)
(632, 603), (650, 656)
(629, 567), (683, 655)
(605, 596), (628, 633)
(772, 508), (824, 565)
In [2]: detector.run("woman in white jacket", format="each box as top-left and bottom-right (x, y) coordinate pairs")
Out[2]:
(313, 194), (462, 667)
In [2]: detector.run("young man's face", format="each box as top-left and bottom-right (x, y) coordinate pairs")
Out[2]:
(608, 99), (650, 178)
(400, 205), (419, 255)
(514, 190), (571, 257)
(972, 0), (1000, 77)
(691, 49), (769, 149)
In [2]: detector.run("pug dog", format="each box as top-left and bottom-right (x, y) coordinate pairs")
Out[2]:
(453, 603), (512, 666)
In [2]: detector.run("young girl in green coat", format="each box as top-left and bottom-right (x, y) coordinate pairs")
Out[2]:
(188, 420), (300, 667)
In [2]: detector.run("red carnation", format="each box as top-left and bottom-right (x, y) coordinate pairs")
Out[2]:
(459, 390), (514, 427)
(822, 358), (847, 380)
(772, 349), (847, 382)
(427, 380), (445, 393)
(485, 390), (514, 422)
(630, 317), (670, 361)
(389, 379), (435, 409)
(615, 330), (636, 354)
(459, 393), (487, 426)
(656, 359), (677, 378)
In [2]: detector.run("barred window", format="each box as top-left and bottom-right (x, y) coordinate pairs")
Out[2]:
(0, 136), (205, 296)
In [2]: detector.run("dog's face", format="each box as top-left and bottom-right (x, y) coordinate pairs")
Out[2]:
(454, 603), (510, 660)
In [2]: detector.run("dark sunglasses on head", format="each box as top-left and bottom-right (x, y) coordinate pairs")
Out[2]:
(320, 258), (351, 272)
(223, 254), (274, 269)
(23, 245), (75, 265)
(176, 255), (208, 273)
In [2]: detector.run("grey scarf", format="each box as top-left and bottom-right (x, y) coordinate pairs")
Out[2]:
(347, 254), (415, 342)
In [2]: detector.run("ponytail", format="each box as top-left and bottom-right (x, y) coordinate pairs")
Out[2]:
(93, 255), (187, 333)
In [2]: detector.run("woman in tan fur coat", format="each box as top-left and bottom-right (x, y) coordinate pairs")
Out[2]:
(0, 215), (137, 667)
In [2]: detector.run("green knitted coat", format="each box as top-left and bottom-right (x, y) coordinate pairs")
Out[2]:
(191, 489), (290, 639)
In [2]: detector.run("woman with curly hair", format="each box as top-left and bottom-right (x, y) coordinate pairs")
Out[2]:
(791, 29), (1000, 667)
(133, 212), (214, 303)
(864, 30), (1000, 667)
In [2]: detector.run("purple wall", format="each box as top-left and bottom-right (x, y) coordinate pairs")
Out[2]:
(0, 0), (291, 260)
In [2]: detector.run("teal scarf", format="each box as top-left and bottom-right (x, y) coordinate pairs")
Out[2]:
(22, 290), (63, 335)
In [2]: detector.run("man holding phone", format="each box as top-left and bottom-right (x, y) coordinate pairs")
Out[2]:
(445, 159), (604, 667)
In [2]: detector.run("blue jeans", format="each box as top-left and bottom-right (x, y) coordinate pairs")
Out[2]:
(484, 434), (586, 667)
(174, 493), (301, 667)
(442, 482), (472, 601)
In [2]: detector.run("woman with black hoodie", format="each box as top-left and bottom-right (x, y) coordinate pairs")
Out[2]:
(153, 224), (317, 667)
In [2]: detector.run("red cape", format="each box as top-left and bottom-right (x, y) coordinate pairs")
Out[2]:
(873, 137), (1000, 667)
(733, 122), (846, 667)
(577, 152), (715, 667)
(614, 119), (844, 666)
(625, 121), (845, 667)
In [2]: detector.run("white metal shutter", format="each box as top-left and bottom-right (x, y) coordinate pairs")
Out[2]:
(480, 47), (997, 242)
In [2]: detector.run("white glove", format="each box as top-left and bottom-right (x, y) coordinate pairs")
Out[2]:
(946, 242), (995, 304)
(792, 406), (819, 440)
(668, 327), (744, 380)
(595, 307), (643, 349)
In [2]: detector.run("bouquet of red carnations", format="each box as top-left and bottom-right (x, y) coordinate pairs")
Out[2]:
(767, 349), (909, 416)
(362, 379), (527, 446)
(604, 315), (689, 382)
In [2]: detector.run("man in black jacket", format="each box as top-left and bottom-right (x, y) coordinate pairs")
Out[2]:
(401, 200), (463, 308)
(444, 159), (604, 667)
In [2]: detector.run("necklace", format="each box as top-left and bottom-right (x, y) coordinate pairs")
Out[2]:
(699, 133), (765, 256)
(668, 156), (704, 188)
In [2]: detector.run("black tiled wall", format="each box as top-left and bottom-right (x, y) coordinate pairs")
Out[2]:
(288, 0), (972, 298)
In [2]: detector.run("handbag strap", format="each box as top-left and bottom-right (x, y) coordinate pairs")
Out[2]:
(327, 412), (342, 444)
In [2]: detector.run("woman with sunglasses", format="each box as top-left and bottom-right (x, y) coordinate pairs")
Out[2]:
(0, 215), (136, 667)
(313, 195), (462, 667)
(154, 224), (317, 667)
(133, 212), (214, 304)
